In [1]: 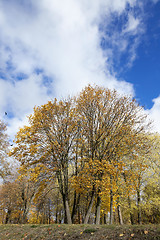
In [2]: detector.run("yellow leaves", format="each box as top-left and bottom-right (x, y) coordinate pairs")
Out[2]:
(29, 164), (46, 181)
(119, 233), (124, 237)
(28, 211), (42, 224)
(8, 85), (153, 226)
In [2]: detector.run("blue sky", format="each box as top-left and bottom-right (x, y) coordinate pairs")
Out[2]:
(0, 0), (160, 139)
(120, 1), (160, 109)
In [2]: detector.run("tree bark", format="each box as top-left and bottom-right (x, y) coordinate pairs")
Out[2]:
(122, 172), (134, 225)
(95, 194), (101, 225)
(71, 191), (77, 222)
(84, 190), (95, 224)
(5, 208), (11, 224)
(104, 213), (107, 224)
(65, 199), (72, 224)
(71, 192), (80, 223)
(128, 195), (134, 225)
(117, 204), (123, 225)
(57, 166), (72, 224)
(62, 193), (72, 224)
(62, 194), (72, 224)
(110, 175), (113, 224)
(137, 188), (141, 224)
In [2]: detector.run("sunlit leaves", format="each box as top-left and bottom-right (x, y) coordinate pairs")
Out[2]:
(10, 85), (152, 224)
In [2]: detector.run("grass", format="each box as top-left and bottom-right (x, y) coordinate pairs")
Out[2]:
(0, 224), (160, 240)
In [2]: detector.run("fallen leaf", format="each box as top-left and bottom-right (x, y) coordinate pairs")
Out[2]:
(119, 233), (124, 237)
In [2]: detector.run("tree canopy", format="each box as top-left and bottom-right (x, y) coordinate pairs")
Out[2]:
(8, 85), (157, 224)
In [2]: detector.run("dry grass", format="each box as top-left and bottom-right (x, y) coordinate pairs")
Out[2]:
(0, 224), (160, 240)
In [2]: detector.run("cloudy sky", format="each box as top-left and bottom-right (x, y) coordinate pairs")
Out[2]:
(0, 0), (160, 140)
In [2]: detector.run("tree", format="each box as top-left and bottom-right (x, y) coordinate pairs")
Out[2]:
(0, 180), (26, 224)
(0, 120), (10, 180)
(140, 134), (160, 224)
(10, 85), (151, 224)
(0, 172), (38, 224)
(11, 99), (80, 224)
(72, 85), (151, 224)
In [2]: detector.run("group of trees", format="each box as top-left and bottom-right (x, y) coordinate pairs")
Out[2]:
(0, 85), (160, 224)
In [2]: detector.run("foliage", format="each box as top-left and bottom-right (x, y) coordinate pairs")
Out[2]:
(5, 85), (159, 225)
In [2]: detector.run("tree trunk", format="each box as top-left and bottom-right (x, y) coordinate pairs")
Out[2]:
(48, 199), (51, 224)
(117, 204), (123, 225)
(128, 195), (134, 225)
(84, 190), (95, 224)
(55, 210), (58, 223)
(116, 196), (123, 225)
(71, 191), (77, 222)
(5, 208), (11, 224)
(62, 193), (72, 224)
(57, 167), (72, 224)
(110, 175), (113, 224)
(71, 142), (80, 223)
(78, 207), (82, 224)
(71, 192), (80, 223)
(122, 172), (134, 225)
(95, 194), (101, 225)
(104, 213), (108, 224)
(137, 188), (141, 224)
(65, 199), (72, 224)
(137, 175), (142, 225)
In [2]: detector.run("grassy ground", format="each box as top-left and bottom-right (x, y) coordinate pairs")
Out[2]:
(0, 224), (160, 240)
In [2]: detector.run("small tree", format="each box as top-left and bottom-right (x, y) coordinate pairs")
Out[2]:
(0, 120), (10, 180)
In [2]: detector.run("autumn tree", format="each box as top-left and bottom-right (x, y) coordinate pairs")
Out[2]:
(0, 180), (29, 224)
(0, 120), (10, 180)
(10, 85), (151, 224)
(73, 85), (151, 224)
(11, 98), (81, 224)
(117, 133), (160, 225)
(140, 134), (160, 224)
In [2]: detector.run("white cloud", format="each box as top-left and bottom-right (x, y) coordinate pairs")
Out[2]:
(147, 96), (160, 133)
(7, 116), (29, 142)
(0, 0), (150, 139)
(123, 14), (140, 34)
(0, 74), (53, 139)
